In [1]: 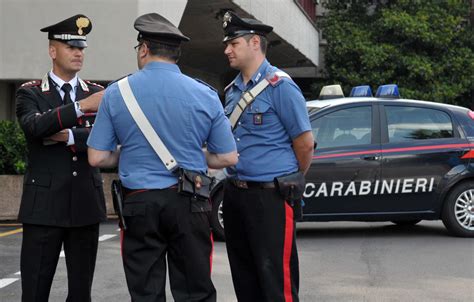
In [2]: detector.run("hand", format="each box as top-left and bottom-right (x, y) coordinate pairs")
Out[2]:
(79, 90), (104, 113)
(47, 129), (69, 142)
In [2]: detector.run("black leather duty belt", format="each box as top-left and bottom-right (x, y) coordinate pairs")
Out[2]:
(229, 179), (275, 189)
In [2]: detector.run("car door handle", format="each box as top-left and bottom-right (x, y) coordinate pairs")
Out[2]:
(361, 154), (380, 161)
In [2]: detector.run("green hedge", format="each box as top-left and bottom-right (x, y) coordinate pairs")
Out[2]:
(0, 121), (27, 174)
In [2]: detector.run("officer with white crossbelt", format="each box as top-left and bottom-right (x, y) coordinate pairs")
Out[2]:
(87, 13), (237, 302)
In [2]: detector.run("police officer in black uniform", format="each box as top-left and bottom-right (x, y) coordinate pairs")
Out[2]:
(15, 14), (106, 302)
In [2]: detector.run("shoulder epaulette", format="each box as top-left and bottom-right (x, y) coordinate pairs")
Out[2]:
(107, 74), (131, 88)
(20, 80), (40, 88)
(85, 80), (104, 89)
(194, 78), (217, 93)
(266, 71), (291, 87)
(224, 80), (235, 93)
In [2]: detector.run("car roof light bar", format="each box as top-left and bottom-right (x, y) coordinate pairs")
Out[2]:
(319, 85), (344, 100)
(350, 85), (373, 97)
(375, 84), (400, 98)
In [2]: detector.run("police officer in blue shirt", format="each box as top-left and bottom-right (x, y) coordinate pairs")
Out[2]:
(87, 13), (237, 302)
(221, 11), (314, 302)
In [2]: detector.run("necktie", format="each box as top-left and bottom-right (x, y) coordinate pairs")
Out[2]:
(61, 83), (73, 105)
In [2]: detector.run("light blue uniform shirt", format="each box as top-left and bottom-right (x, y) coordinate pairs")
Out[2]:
(224, 59), (311, 182)
(88, 62), (236, 189)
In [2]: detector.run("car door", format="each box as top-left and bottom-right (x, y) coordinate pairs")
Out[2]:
(379, 103), (468, 213)
(303, 103), (382, 220)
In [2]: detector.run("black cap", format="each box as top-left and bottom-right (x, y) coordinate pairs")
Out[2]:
(40, 14), (92, 48)
(222, 11), (273, 43)
(134, 13), (190, 46)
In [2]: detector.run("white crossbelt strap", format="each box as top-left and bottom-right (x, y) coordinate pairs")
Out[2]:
(228, 79), (269, 130)
(118, 77), (178, 171)
(228, 71), (290, 130)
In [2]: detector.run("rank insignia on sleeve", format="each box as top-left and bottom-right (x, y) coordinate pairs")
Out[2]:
(253, 113), (263, 125)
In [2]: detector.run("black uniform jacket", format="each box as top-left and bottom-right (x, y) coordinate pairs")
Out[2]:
(16, 74), (107, 227)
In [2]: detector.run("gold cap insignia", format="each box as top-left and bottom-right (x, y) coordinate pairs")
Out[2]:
(76, 17), (90, 35)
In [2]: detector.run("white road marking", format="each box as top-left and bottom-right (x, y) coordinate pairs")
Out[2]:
(1, 231), (117, 288)
(0, 278), (19, 289)
(98, 234), (117, 242)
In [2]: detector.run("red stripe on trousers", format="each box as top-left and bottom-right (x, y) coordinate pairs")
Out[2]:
(210, 232), (214, 274)
(283, 202), (294, 302)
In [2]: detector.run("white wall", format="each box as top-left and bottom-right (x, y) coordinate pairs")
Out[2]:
(233, 0), (319, 66)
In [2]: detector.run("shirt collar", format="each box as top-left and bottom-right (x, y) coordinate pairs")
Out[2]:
(49, 70), (78, 92)
(143, 61), (181, 73)
(234, 59), (271, 90)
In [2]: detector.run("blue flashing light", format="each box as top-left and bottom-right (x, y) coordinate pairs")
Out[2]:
(350, 85), (373, 97)
(375, 84), (400, 98)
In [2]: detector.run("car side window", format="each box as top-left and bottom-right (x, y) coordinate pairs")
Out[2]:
(386, 106), (454, 142)
(311, 106), (372, 148)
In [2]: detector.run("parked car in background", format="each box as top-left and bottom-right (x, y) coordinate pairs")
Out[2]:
(209, 85), (474, 240)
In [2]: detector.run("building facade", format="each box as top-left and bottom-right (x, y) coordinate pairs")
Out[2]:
(0, 0), (320, 120)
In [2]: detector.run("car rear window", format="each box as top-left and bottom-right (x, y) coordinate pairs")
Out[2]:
(386, 106), (454, 142)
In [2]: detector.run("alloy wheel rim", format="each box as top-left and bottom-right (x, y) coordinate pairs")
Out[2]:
(455, 189), (474, 231)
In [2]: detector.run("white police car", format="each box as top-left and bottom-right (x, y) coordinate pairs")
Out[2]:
(209, 84), (474, 239)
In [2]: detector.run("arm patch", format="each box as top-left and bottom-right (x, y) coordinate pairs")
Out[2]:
(266, 71), (291, 87)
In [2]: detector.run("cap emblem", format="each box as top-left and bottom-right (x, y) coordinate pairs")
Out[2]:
(76, 17), (90, 35)
(223, 12), (232, 28)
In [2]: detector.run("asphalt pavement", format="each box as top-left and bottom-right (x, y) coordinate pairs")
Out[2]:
(1, 221), (473, 302)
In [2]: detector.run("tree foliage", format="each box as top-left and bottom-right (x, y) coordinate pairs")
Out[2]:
(0, 121), (27, 174)
(317, 0), (474, 107)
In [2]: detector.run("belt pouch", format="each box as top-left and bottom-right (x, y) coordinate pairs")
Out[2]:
(274, 171), (306, 221)
(274, 171), (305, 201)
(177, 168), (215, 200)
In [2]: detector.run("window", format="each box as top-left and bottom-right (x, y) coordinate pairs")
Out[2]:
(386, 106), (453, 142)
(311, 106), (372, 148)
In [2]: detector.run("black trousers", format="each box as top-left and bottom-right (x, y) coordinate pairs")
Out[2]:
(121, 189), (216, 302)
(21, 223), (100, 302)
(223, 181), (299, 302)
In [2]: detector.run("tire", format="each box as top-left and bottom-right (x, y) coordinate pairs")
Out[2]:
(210, 188), (225, 241)
(391, 220), (421, 226)
(442, 182), (474, 237)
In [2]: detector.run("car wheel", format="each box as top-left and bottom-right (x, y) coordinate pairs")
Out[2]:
(391, 220), (421, 226)
(210, 188), (225, 241)
(442, 182), (474, 237)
